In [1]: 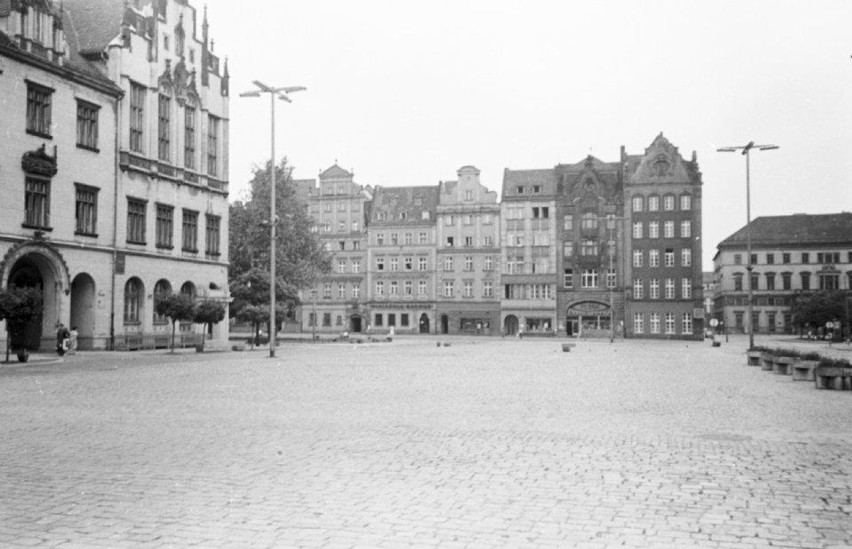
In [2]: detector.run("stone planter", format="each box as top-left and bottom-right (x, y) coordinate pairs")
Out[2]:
(746, 350), (763, 366)
(814, 366), (852, 390)
(561, 343), (575, 352)
(760, 354), (775, 371)
(772, 356), (796, 375)
(791, 360), (818, 382)
(16, 349), (29, 363)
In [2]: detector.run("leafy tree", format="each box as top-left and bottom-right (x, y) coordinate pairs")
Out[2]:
(229, 158), (331, 334)
(234, 302), (290, 347)
(0, 286), (42, 362)
(154, 293), (197, 353)
(194, 300), (226, 352)
(790, 290), (847, 338)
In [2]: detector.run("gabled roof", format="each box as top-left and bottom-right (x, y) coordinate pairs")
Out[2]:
(627, 132), (701, 185)
(319, 164), (353, 180)
(62, 0), (127, 56)
(501, 168), (556, 198)
(718, 213), (852, 248)
(370, 185), (438, 226)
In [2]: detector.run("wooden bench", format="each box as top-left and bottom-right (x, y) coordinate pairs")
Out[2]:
(815, 367), (852, 390)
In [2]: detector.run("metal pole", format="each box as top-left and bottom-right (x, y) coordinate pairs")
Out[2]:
(745, 149), (754, 351)
(609, 221), (614, 344)
(269, 92), (277, 358)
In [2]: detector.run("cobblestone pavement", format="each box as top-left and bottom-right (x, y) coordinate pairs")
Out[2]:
(1, 336), (850, 548)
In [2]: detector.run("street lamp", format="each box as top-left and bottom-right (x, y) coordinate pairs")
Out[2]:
(718, 141), (778, 351)
(240, 81), (306, 358)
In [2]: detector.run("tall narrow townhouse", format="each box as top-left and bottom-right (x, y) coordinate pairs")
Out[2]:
(61, 0), (232, 349)
(555, 156), (625, 337)
(366, 186), (438, 335)
(434, 166), (501, 335)
(499, 169), (558, 336)
(302, 165), (371, 334)
(623, 134), (703, 340)
(0, 0), (123, 351)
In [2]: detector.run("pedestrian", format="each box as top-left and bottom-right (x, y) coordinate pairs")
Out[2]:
(56, 323), (70, 356)
(69, 326), (79, 355)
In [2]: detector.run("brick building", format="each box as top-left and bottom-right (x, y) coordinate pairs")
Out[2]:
(713, 213), (852, 335)
(0, 0), (231, 352)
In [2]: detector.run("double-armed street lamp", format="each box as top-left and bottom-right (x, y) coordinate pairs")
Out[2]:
(717, 141), (778, 351)
(239, 81), (306, 358)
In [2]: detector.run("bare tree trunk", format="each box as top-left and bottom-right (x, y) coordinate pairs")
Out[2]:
(4, 325), (9, 363)
(170, 320), (176, 353)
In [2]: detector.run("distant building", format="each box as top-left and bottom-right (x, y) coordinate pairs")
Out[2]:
(713, 213), (852, 334)
(702, 272), (716, 320)
(435, 166), (501, 335)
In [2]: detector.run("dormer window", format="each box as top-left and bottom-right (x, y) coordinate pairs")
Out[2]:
(516, 186), (524, 194)
(533, 185), (541, 193)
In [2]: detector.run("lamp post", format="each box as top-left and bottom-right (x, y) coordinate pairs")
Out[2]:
(717, 141), (778, 351)
(239, 81), (306, 358)
(598, 214), (623, 344)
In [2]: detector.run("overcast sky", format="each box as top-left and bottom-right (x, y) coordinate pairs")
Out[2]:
(202, 0), (852, 268)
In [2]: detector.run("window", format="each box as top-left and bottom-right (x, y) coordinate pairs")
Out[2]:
(337, 259), (346, 274)
(650, 279), (660, 299)
(376, 257), (385, 271)
(734, 274), (743, 291)
(650, 313), (660, 334)
(632, 195), (643, 212)
(418, 280), (427, 295)
(464, 189), (473, 201)
(664, 249), (674, 267)
(817, 252), (841, 264)
(464, 214), (474, 225)
(782, 272), (792, 290)
(765, 272), (775, 291)
(155, 204), (174, 248)
(376, 233), (384, 246)
(182, 209), (198, 252)
(581, 269), (598, 288)
(649, 249), (660, 267)
(664, 221), (674, 238)
(766, 253), (775, 265)
(735, 311), (744, 330)
(419, 257), (427, 271)
(158, 94), (171, 161)
(390, 258), (399, 271)
(516, 186), (524, 194)
(680, 194), (692, 210)
(483, 236), (493, 247)
(124, 278), (143, 323)
(606, 268), (616, 289)
(321, 313), (331, 327)
(581, 212), (598, 230)
(352, 283), (360, 299)
(404, 280), (413, 295)
(184, 106), (196, 169)
(445, 215), (454, 226)
(338, 283), (346, 299)
(632, 222), (643, 239)
(750, 254), (758, 265)
(464, 256), (473, 271)
(649, 222), (659, 238)
(681, 248), (692, 267)
(446, 236), (454, 248)
(633, 313), (644, 334)
(564, 241), (574, 258)
(665, 278), (675, 299)
(680, 221), (691, 238)
(563, 269), (574, 289)
(750, 273), (759, 291)
(648, 196), (659, 211)
(682, 313), (693, 334)
(391, 233), (399, 246)
(819, 273), (839, 290)
(443, 280), (454, 297)
(682, 278), (692, 299)
(533, 185), (541, 193)
(665, 313), (676, 334)
(444, 257), (454, 271)
(207, 115), (219, 176)
(801, 253), (809, 264)
(24, 177), (50, 229)
(375, 281), (384, 296)
(352, 259), (361, 273)
(581, 240), (598, 256)
(418, 232), (427, 244)
(129, 82), (145, 153)
(483, 281), (493, 297)
(26, 82), (52, 137)
(76, 100), (99, 150)
(782, 253), (791, 264)
(404, 256), (413, 270)
(390, 281), (398, 295)
(563, 215), (574, 231)
(633, 278), (644, 299)
(464, 236), (474, 247)
(463, 280), (474, 298)
(484, 256), (493, 271)
(126, 198), (147, 244)
(75, 185), (98, 235)
(307, 312), (316, 327)
(734, 254), (742, 265)
(663, 195), (675, 211)
(153, 280), (171, 324)
(404, 233), (412, 245)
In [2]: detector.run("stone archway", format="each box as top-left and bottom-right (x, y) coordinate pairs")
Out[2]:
(504, 315), (519, 336)
(419, 313), (430, 334)
(349, 314), (363, 333)
(70, 273), (96, 350)
(565, 300), (612, 338)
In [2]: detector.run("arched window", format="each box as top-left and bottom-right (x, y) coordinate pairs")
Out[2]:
(648, 195), (660, 211)
(631, 195), (643, 212)
(124, 278), (144, 323)
(153, 279), (172, 324)
(180, 281), (196, 299)
(679, 193), (692, 211)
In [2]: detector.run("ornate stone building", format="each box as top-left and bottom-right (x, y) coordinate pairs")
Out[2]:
(434, 166), (501, 335)
(0, 0), (231, 352)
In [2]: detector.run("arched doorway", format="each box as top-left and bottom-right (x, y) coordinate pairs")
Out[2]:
(440, 314), (449, 334)
(349, 314), (362, 333)
(565, 301), (611, 338)
(419, 313), (430, 334)
(504, 315), (519, 336)
(7, 259), (45, 350)
(70, 273), (96, 350)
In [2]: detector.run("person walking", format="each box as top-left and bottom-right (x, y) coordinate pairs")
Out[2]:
(56, 323), (70, 356)
(68, 326), (78, 355)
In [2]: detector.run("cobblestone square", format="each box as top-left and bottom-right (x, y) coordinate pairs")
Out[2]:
(1, 337), (850, 548)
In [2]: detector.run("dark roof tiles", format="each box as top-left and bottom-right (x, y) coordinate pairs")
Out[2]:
(718, 213), (852, 248)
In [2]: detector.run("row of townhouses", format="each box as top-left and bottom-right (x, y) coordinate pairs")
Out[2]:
(299, 133), (706, 340)
(0, 0), (231, 351)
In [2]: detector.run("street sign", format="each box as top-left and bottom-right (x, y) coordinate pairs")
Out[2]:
(709, 319), (719, 327)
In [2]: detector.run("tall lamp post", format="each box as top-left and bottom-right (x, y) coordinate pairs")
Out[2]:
(239, 81), (306, 358)
(717, 141), (778, 351)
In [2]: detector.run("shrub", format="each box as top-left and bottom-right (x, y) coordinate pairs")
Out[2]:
(799, 351), (821, 361)
(773, 348), (801, 358)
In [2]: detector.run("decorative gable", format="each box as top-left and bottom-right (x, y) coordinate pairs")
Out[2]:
(628, 133), (690, 185)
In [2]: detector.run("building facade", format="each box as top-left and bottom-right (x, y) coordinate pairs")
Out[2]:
(434, 166), (501, 335)
(302, 165), (371, 335)
(366, 185), (438, 335)
(713, 213), (852, 335)
(0, 0), (231, 352)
